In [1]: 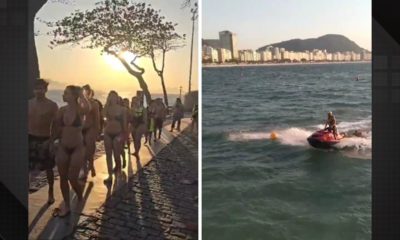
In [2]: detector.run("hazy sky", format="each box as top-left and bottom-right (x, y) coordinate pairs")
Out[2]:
(35, 0), (198, 97)
(202, 0), (371, 51)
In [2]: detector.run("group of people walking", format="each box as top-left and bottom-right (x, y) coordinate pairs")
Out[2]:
(28, 79), (189, 217)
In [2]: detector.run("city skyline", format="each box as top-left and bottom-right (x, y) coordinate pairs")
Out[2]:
(203, 31), (371, 63)
(203, 0), (371, 51)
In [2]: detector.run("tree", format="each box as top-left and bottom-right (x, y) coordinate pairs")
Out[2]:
(45, 0), (171, 105)
(181, 0), (193, 8)
(148, 23), (185, 108)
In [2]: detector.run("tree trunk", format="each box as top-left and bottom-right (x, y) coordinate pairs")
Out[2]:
(28, 0), (48, 99)
(150, 52), (169, 108)
(117, 56), (152, 106)
(160, 74), (169, 107)
(135, 73), (152, 106)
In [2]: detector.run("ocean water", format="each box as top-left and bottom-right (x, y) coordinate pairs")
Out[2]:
(203, 63), (371, 240)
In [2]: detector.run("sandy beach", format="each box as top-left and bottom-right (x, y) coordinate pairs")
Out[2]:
(202, 61), (371, 69)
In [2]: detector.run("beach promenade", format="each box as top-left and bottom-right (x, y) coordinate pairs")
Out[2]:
(29, 118), (198, 240)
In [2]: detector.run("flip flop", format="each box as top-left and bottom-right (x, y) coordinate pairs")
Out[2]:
(58, 210), (71, 218)
(52, 208), (70, 218)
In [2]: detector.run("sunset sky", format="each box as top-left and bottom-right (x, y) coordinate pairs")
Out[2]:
(203, 0), (371, 51)
(35, 0), (198, 97)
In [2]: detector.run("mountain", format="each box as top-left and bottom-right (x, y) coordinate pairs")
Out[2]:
(257, 34), (369, 53)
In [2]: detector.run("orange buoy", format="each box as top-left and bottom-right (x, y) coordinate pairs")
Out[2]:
(270, 131), (278, 140)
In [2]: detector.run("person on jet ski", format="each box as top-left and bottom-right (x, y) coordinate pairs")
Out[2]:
(324, 112), (338, 139)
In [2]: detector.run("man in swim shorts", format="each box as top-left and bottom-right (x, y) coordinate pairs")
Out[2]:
(28, 79), (58, 204)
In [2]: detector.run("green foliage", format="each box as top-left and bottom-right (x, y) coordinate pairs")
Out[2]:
(46, 0), (184, 59)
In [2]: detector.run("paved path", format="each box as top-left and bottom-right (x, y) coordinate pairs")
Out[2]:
(28, 118), (197, 240)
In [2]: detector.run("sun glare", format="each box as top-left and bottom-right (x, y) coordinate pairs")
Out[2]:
(103, 51), (137, 71)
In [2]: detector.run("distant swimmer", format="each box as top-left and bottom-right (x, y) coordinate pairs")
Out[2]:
(353, 130), (365, 138)
(354, 75), (363, 81)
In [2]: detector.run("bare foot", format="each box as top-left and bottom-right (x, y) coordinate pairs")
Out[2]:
(91, 166), (96, 177)
(52, 204), (70, 218)
(47, 191), (55, 205)
(103, 176), (112, 184)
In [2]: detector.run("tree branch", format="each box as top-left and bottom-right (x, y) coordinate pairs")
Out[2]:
(161, 49), (166, 73)
(130, 56), (145, 74)
(106, 50), (142, 77)
(150, 51), (162, 76)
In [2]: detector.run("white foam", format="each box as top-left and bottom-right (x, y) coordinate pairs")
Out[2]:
(276, 128), (312, 146)
(227, 118), (372, 159)
(228, 127), (312, 147)
(336, 131), (372, 150)
(228, 132), (270, 141)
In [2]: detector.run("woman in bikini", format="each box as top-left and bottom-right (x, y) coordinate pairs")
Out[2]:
(81, 84), (100, 179)
(145, 100), (156, 144)
(103, 91), (127, 182)
(120, 98), (131, 168)
(53, 85), (90, 217)
(131, 96), (147, 157)
(324, 111), (338, 139)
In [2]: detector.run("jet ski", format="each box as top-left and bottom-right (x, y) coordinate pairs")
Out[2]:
(307, 129), (344, 149)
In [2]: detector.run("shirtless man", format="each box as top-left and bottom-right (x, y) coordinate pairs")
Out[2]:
(28, 79), (58, 205)
(81, 84), (100, 178)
